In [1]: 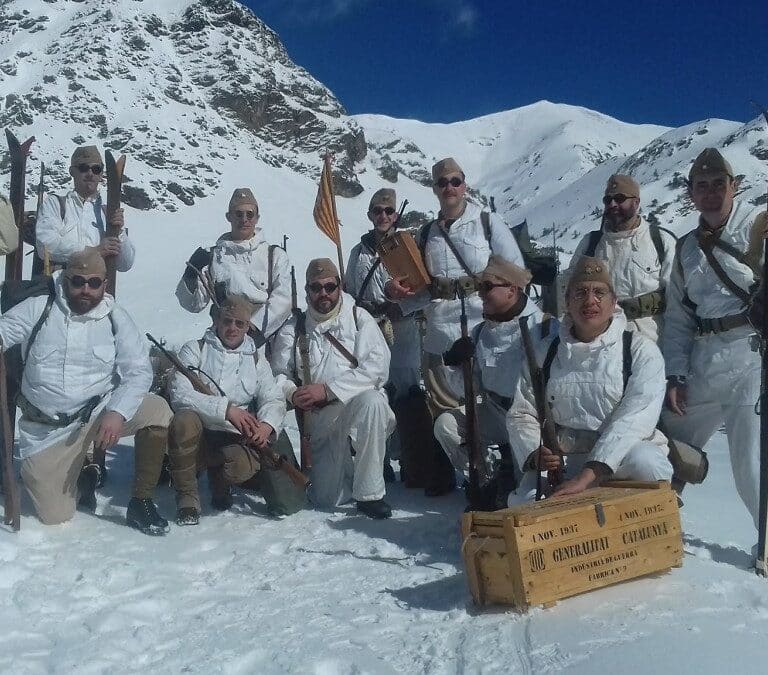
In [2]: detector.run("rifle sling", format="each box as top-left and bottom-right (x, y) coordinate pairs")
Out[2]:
(697, 234), (752, 306)
(435, 220), (477, 280)
(355, 256), (383, 306)
(323, 332), (359, 368)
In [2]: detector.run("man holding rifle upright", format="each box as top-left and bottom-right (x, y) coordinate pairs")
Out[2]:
(166, 295), (304, 525)
(507, 256), (672, 503)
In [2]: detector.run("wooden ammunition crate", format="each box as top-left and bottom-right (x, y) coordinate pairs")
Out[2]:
(377, 231), (431, 293)
(461, 481), (683, 609)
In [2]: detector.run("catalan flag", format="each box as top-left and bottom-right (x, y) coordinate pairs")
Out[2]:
(313, 153), (340, 245)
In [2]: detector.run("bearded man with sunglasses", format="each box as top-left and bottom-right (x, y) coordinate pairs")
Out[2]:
(271, 258), (395, 519)
(507, 256), (672, 504)
(0, 248), (173, 534)
(384, 157), (524, 496)
(166, 295), (303, 525)
(346, 188), (422, 483)
(434, 256), (558, 510)
(569, 174), (675, 342)
(176, 188), (291, 348)
(36, 145), (134, 271)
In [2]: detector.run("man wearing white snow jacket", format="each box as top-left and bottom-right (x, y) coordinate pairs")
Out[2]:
(435, 255), (559, 510)
(570, 174), (675, 342)
(507, 256), (672, 503)
(384, 157), (525, 496)
(176, 188), (291, 347)
(662, 148), (768, 544)
(166, 295), (304, 525)
(0, 248), (172, 534)
(271, 258), (395, 519)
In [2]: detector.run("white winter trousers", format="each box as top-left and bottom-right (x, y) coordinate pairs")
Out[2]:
(508, 441), (673, 506)
(433, 397), (509, 479)
(661, 331), (761, 528)
(307, 389), (395, 507)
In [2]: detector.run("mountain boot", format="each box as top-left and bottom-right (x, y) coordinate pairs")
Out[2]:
(126, 497), (169, 536)
(76, 463), (101, 513)
(175, 507), (200, 526)
(383, 460), (396, 484)
(208, 466), (233, 511)
(356, 498), (392, 519)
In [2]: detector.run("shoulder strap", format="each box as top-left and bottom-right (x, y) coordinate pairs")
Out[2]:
(56, 194), (66, 220)
(622, 330), (632, 393)
(539, 313), (552, 339)
(23, 289), (55, 365)
(675, 232), (698, 313)
(435, 221), (476, 278)
(352, 304), (359, 329)
(197, 338), (204, 350)
(648, 224), (667, 265)
(323, 332), (359, 368)
(697, 234), (752, 306)
(267, 244), (277, 295)
(584, 229), (603, 257)
(480, 211), (492, 243)
(355, 257), (383, 306)
(542, 336), (560, 386)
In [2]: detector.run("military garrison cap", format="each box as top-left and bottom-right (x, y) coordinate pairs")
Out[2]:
(432, 157), (464, 182)
(567, 256), (613, 293)
(368, 188), (396, 211)
(689, 148), (734, 182)
(70, 146), (103, 168)
(480, 255), (532, 289)
(604, 174), (639, 198)
(228, 188), (258, 213)
(66, 247), (106, 278)
(306, 258), (339, 284)
(219, 294), (257, 322)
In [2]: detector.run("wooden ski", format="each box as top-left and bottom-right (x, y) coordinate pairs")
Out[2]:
(104, 150), (126, 297)
(4, 129), (34, 282)
(0, 351), (20, 531)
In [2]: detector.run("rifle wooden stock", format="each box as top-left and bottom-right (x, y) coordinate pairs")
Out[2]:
(145, 333), (309, 490)
(519, 317), (563, 499)
(0, 351), (20, 531)
(458, 289), (489, 489)
(290, 265), (313, 472)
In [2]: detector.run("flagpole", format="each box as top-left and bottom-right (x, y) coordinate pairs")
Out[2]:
(324, 154), (345, 278)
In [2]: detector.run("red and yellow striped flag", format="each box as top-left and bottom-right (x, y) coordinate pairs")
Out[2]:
(313, 153), (341, 245)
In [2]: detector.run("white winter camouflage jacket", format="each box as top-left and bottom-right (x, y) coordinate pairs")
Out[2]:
(168, 329), (286, 435)
(175, 229), (291, 339)
(270, 293), (391, 404)
(35, 190), (135, 270)
(507, 309), (667, 473)
(0, 271), (151, 458)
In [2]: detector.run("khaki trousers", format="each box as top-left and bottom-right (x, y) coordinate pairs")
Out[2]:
(20, 394), (172, 525)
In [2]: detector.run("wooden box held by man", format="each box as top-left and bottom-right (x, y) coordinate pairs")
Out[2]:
(462, 481), (683, 609)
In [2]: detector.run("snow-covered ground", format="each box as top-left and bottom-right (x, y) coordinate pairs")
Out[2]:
(1, 420), (765, 674)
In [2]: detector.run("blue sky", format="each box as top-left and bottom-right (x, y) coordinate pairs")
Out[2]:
(247, 0), (767, 128)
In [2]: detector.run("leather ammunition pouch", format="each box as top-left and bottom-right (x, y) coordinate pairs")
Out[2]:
(18, 393), (103, 428)
(428, 275), (477, 300)
(619, 290), (665, 320)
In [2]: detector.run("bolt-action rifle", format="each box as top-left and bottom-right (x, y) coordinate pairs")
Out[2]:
(145, 333), (309, 490)
(290, 266), (313, 472)
(519, 315), (563, 500)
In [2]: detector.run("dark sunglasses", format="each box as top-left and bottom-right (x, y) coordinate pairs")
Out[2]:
(221, 317), (248, 329)
(308, 282), (339, 294)
(76, 164), (103, 175)
(68, 275), (104, 289)
(371, 206), (396, 216)
(436, 176), (464, 189)
(479, 281), (511, 294)
(233, 209), (256, 220)
(602, 193), (632, 206)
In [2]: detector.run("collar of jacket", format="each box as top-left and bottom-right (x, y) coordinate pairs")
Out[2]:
(483, 295), (528, 323)
(216, 229), (266, 251)
(203, 327), (258, 355)
(560, 306), (627, 353)
(437, 201), (480, 230)
(53, 269), (114, 321)
(602, 215), (644, 239)
(69, 188), (102, 206)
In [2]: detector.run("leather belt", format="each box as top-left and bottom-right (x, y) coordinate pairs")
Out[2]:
(429, 276), (478, 300)
(17, 393), (104, 428)
(485, 391), (512, 411)
(695, 312), (750, 335)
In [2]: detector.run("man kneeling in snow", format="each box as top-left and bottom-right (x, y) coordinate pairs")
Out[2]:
(167, 295), (304, 525)
(0, 248), (172, 534)
(271, 258), (395, 519)
(507, 256), (672, 503)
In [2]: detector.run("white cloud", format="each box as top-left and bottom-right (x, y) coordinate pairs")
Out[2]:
(453, 4), (478, 33)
